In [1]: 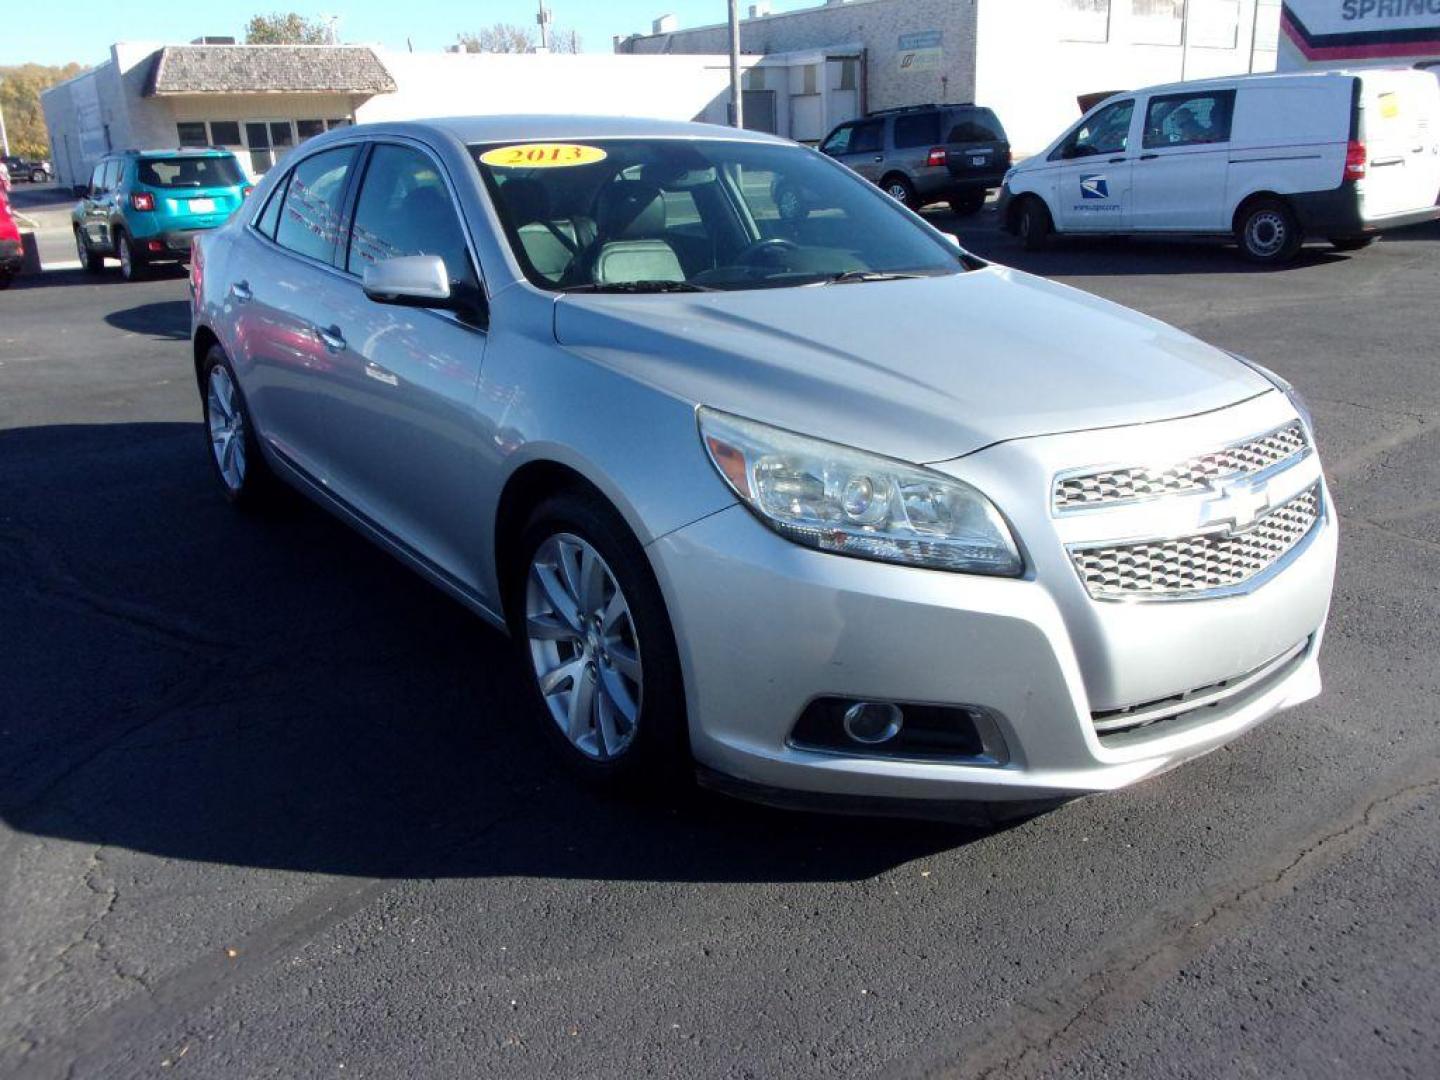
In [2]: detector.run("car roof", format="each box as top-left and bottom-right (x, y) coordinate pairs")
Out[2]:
(111, 148), (238, 159)
(357, 114), (793, 146)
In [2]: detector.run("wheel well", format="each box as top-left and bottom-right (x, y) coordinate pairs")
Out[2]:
(493, 460), (610, 622)
(193, 326), (220, 390)
(879, 171), (912, 191)
(1231, 192), (1286, 235)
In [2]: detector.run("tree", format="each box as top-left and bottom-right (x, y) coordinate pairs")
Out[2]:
(456, 22), (582, 53)
(0, 63), (89, 159)
(244, 12), (332, 45)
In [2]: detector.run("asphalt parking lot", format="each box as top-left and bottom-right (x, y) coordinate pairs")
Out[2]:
(2, 208), (1438, 1079)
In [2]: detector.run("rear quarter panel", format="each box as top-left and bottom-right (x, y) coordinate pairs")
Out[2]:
(1224, 81), (1350, 219)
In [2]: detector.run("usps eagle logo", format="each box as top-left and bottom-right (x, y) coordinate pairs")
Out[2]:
(1080, 174), (1109, 200)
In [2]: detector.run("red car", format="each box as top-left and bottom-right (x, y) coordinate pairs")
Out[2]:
(0, 188), (22, 289)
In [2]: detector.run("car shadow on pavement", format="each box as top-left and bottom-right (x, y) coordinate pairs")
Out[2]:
(0, 422), (1003, 885)
(7, 265), (187, 291)
(104, 299), (191, 341)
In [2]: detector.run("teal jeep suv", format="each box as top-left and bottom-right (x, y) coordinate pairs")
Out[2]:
(73, 149), (250, 280)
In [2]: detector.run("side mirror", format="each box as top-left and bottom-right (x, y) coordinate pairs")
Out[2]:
(362, 255), (453, 309)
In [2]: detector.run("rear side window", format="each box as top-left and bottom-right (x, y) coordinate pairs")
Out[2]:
(137, 156), (246, 189)
(1142, 90), (1236, 149)
(893, 112), (941, 148)
(345, 143), (476, 291)
(254, 178), (285, 239)
(273, 146), (357, 264)
(947, 110), (1006, 143)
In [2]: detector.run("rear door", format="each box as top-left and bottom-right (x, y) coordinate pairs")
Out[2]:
(1051, 98), (1136, 233)
(1131, 87), (1236, 231)
(943, 107), (1010, 186)
(1358, 70), (1440, 220)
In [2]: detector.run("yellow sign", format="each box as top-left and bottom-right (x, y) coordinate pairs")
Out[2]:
(479, 143), (608, 168)
(1379, 93), (1400, 119)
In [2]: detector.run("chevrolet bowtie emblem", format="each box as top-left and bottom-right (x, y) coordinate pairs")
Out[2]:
(1203, 480), (1271, 531)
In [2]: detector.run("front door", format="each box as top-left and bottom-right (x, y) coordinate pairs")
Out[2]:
(835, 119), (887, 184)
(322, 141), (490, 587)
(1131, 88), (1236, 231)
(1051, 98), (1136, 233)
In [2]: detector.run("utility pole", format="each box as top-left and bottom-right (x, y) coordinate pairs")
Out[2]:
(728, 0), (744, 128)
(1179, 0), (1191, 82)
(1248, 0), (1263, 73)
(537, 3), (552, 51)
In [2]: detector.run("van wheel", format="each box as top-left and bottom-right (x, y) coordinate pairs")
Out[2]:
(881, 175), (917, 209)
(949, 191), (987, 216)
(1017, 197), (1052, 251)
(1329, 236), (1377, 252)
(1237, 199), (1301, 265)
(75, 229), (105, 274)
(509, 490), (689, 794)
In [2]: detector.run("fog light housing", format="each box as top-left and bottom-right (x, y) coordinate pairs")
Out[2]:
(842, 702), (904, 745)
(147, 240), (164, 252)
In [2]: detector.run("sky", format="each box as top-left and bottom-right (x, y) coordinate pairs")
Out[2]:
(5, 0), (818, 67)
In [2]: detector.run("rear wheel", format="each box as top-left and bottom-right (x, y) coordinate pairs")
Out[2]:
(1017, 196), (1053, 251)
(1236, 198), (1302, 265)
(510, 490), (689, 793)
(0, 271), (12, 291)
(881, 174), (917, 210)
(200, 345), (275, 508)
(116, 231), (146, 281)
(1328, 236), (1377, 253)
(31, 169), (46, 184)
(75, 229), (104, 274)
(949, 191), (987, 216)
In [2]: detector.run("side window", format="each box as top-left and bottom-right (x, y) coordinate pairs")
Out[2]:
(254, 174), (286, 239)
(821, 124), (853, 156)
(947, 110), (1005, 143)
(102, 159), (123, 192)
(1143, 90), (1236, 149)
(273, 146), (357, 264)
(850, 121), (884, 154)
(1054, 99), (1134, 159)
(893, 112), (941, 149)
(346, 144), (476, 292)
(89, 163), (106, 194)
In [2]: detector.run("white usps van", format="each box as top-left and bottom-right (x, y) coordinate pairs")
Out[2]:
(1000, 69), (1440, 265)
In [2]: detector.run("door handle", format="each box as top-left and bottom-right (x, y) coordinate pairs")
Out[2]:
(873, 155), (884, 162)
(1139, 153), (1159, 161)
(314, 325), (346, 352)
(230, 280), (252, 303)
(1108, 156), (1127, 163)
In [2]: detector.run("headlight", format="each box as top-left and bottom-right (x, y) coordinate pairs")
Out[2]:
(1229, 353), (1314, 435)
(697, 408), (1023, 576)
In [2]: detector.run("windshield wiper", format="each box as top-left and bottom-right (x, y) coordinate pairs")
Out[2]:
(822, 270), (929, 285)
(563, 280), (715, 294)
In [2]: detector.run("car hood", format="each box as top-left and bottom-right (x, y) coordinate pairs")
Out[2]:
(552, 265), (1272, 464)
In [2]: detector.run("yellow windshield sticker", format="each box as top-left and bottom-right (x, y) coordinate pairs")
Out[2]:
(1379, 93), (1399, 120)
(479, 143), (608, 168)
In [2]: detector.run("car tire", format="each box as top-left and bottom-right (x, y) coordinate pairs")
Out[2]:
(949, 191), (986, 216)
(200, 344), (276, 508)
(1328, 236), (1377, 253)
(31, 169), (46, 184)
(75, 229), (105, 274)
(881, 174), (917, 210)
(116, 230), (146, 281)
(508, 489), (690, 794)
(1017, 196), (1053, 251)
(1236, 198), (1302, 266)
(0, 271), (12, 291)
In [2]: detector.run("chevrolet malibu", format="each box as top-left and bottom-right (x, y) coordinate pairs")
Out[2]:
(190, 116), (1336, 819)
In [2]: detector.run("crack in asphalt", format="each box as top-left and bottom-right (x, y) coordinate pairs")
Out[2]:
(890, 763), (1440, 1080)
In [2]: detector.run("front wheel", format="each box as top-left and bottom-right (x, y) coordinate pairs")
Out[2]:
(75, 229), (104, 274)
(1237, 199), (1302, 265)
(1017, 197), (1053, 251)
(510, 490), (689, 792)
(31, 170), (47, 184)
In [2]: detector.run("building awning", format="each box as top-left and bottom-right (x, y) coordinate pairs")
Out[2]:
(143, 45), (397, 96)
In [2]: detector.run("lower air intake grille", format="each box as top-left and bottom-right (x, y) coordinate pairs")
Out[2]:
(1071, 484), (1321, 600)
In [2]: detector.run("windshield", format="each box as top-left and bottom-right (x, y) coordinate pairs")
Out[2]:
(137, 155), (245, 189)
(470, 138), (966, 292)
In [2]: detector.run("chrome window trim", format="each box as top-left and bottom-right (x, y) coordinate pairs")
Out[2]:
(1051, 420), (1310, 517)
(1065, 483), (1326, 604)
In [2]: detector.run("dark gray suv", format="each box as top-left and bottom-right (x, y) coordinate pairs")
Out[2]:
(819, 103), (1011, 215)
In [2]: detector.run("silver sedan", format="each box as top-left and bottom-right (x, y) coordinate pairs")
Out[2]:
(190, 116), (1336, 819)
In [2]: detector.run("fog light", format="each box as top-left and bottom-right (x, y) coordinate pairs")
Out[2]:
(842, 701), (903, 745)
(147, 240), (164, 252)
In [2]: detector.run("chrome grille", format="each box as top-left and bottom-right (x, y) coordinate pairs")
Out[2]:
(1071, 484), (1321, 600)
(1054, 422), (1308, 512)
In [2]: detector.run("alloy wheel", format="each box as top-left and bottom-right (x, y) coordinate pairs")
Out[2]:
(525, 533), (642, 761)
(206, 365), (247, 492)
(886, 182), (911, 205)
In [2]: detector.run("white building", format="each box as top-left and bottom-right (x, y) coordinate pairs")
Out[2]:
(1276, 0), (1440, 70)
(40, 40), (767, 187)
(619, 0), (1285, 154)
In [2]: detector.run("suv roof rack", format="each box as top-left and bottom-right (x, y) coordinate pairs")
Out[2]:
(869, 102), (976, 116)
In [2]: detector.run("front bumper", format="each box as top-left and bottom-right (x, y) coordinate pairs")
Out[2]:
(649, 392), (1336, 807)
